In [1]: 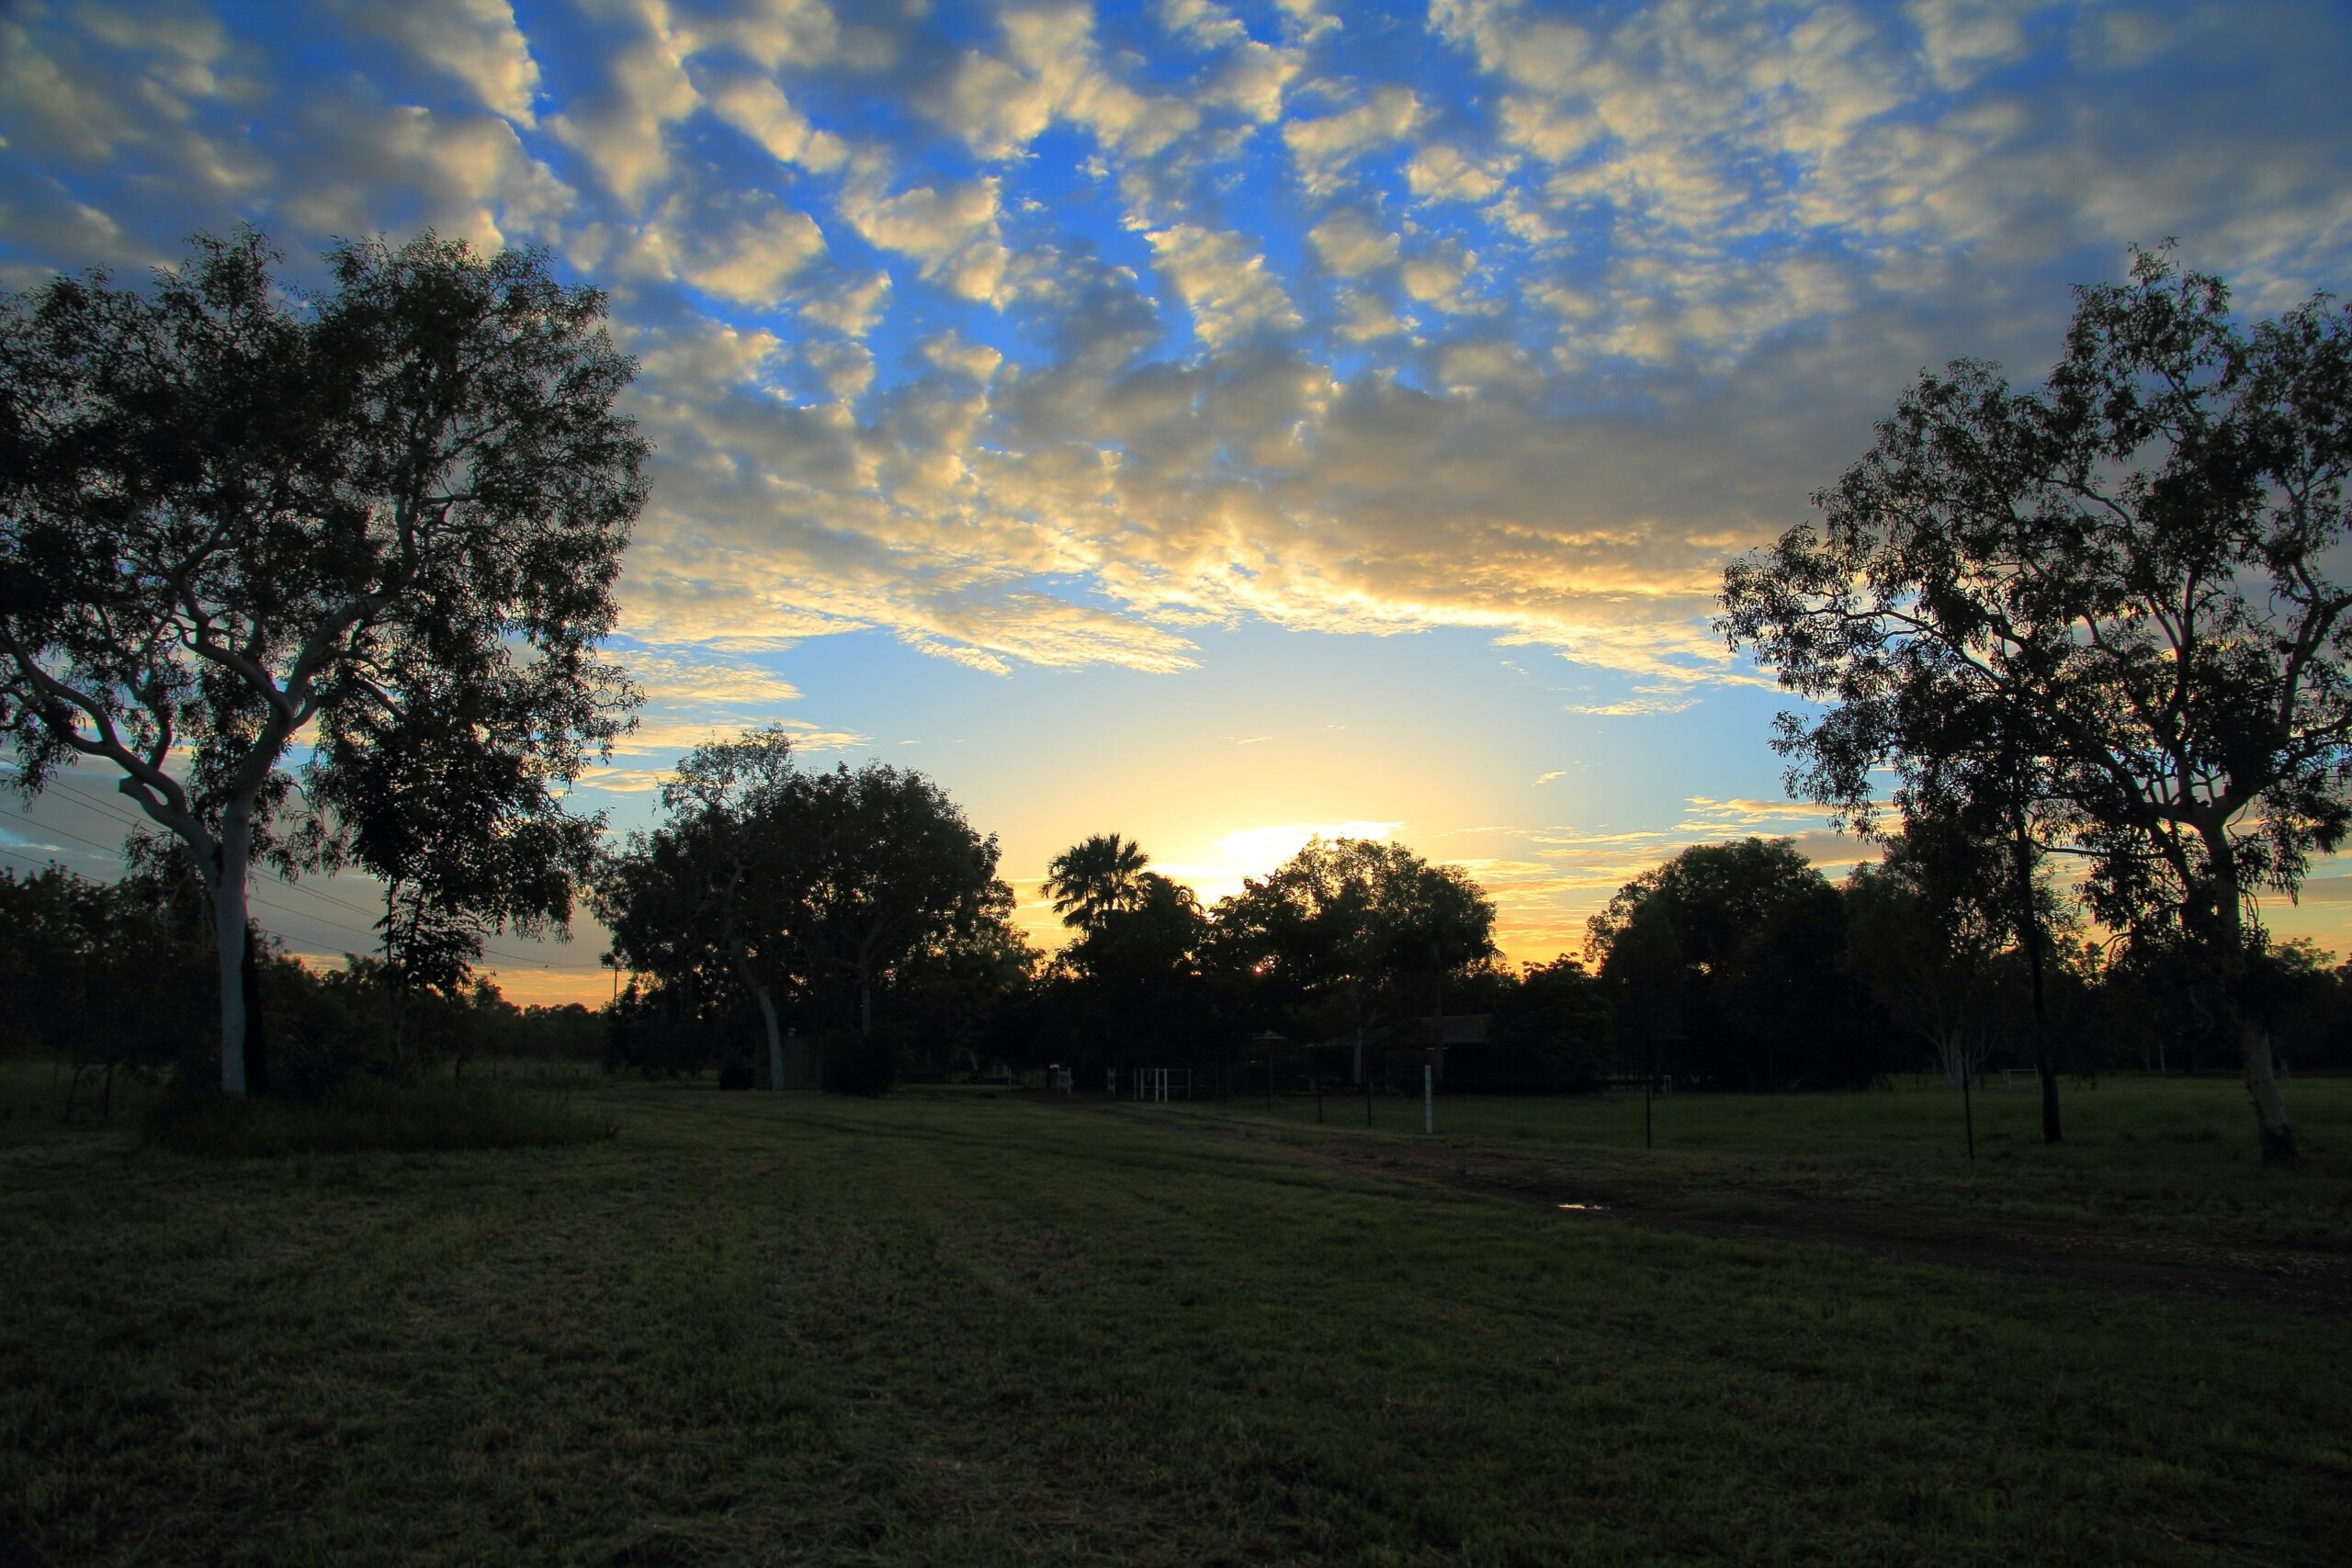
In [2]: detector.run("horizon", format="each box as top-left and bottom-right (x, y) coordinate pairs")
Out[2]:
(6, 0), (2352, 1004)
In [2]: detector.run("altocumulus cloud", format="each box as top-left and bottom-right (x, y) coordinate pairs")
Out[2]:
(4, 0), (2350, 697)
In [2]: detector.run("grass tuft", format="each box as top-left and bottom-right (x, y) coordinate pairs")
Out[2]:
(145, 1077), (616, 1157)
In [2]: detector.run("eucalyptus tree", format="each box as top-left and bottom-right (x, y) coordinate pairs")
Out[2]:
(1720, 248), (2352, 1161)
(0, 229), (645, 1096)
(597, 728), (805, 1090)
(1211, 837), (1497, 1083)
(309, 662), (605, 1055)
(600, 747), (1009, 1086)
(1586, 838), (1846, 1088)
(1841, 829), (2019, 1086)
(789, 761), (1007, 1040)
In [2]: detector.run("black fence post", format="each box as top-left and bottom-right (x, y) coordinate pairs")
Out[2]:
(1962, 1055), (1975, 1161)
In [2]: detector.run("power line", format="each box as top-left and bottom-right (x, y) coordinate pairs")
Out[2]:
(43, 776), (390, 921)
(0, 802), (565, 971)
(0, 840), (373, 949)
(38, 776), (580, 969)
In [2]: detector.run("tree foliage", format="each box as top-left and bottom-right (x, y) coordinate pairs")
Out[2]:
(1043, 832), (1153, 931)
(1841, 830), (2012, 1084)
(309, 663), (605, 1012)
(595, 737), (1015, 1092)
(0, 229), (645, 1094)
(1589, 839), (1883, 1089)
(1719, 247), (2352, 1159)
(1209, 837), (1497, 1082)
(595, 728), (807, 1088)
(1481, 957), (1615, 1089)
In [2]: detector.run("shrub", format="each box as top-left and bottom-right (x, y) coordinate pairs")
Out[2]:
(821, 1027), (897, 1097)
(146, 1077), (616, 1157)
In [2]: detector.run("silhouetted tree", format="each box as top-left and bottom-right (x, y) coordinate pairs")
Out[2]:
(789, 761), (1007, 1050)
(1051, 871), (1238, 1077)
(1843, 827), (2021, 1085)
(1044, 832), (1153, 931)
(1721, 247), (2352, 1162)
(0, 860), (209, 1110)
(595, 728), (806, 1089)
(1211, 838), (1497, 1084)
(1589, 839), (1874, 1087)
(602, 748), (1010, 1093)
(309, 665), (605, 1063)
(888, 885), (1037, 1077)
(0, 229), (645, 1095)
(1483, 956), (1614, 1090)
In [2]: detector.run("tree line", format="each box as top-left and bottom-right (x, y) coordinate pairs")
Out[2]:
(583, 747), (2352, 1101)
(0, 860), (601, 1111)
(6, 231), (2347, 1162)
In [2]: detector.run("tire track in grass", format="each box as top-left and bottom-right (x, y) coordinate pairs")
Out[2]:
(1091, 1103), (2352, 1318)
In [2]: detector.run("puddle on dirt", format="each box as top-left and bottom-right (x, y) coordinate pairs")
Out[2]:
(1556, 1202), (1610, 1213)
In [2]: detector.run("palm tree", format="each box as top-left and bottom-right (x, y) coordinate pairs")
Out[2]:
(1044, 833), (1152, 931)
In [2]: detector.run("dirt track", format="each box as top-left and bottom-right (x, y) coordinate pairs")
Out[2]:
(1098, 1105), (2352, 1318)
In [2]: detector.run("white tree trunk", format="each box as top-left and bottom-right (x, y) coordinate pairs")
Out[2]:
(2199, 827), (2295, 1163)
(209, 806), (254, 1098)
(2241, 1013), (2296, 1164)
(755, 985), (786, 1091)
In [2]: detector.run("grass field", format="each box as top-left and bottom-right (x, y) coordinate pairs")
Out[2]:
(1216, 1075), (2352, 1248)
(4, 1067), (2348, 1565)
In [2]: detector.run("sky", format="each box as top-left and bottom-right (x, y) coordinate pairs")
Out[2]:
(6, 0), (2352, 1005)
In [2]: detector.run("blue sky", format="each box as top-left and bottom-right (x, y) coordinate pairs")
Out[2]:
(6, 0), (2352, 999)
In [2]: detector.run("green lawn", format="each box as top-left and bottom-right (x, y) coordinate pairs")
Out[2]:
(1215, 1074), (2352, 1247)
(3, 1070), (2347, 1564)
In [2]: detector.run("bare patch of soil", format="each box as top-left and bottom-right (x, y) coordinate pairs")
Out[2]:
(1101, 1107), (2352, 1317)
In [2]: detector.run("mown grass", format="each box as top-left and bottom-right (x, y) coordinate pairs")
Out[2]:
(3, 1073), (2347, 1564)
(143, 1077), (616, 1158)
(1214, 1075), (2352, 1247)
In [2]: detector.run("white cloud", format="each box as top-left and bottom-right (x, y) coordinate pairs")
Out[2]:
(547, 5), (698, 209)
(1496, 96), (1600, 164)
(1334, 288), (1411, 342)
(934, 2), (1201, 160)
(1679, 795), (1818, 829)
(800, 339), (874, 403)
(1157, 0), (1248, 49)
(1398, 237), (1480, 312)
(671, 200), (829, 308)
(1906, 0), (2036, 90)
(801, 270), (893, 337)
(837, 169), (1012, 306)
(922, 331), (1005, 384)
(1210, 40), (1303, 122)
(1146, 224), (1302, 349)
(1272, 0), (1341, 47)
(705, 74), (848, 173)
(277, 96), (574, 251)
(1283, 85), (1419, 191)
(338, 0), (541, 124)
(1566, 694), (1703, 717)
(1306, 209), (1399, 276)
(8, 0), (2348, 708)
(1405, 141), (1510, 204)
(683, 0), (844, 71)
